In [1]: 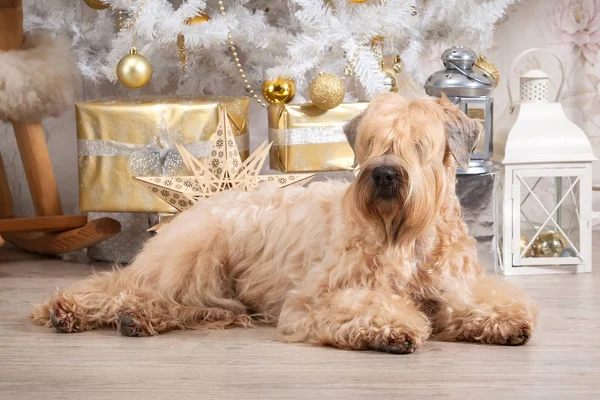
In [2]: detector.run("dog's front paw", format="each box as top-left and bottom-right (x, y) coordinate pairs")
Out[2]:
(375, 328), (420, 354)
(475, 318), (533, 346)
(505, 324), (531, 346)
(361, 326), (423, 354)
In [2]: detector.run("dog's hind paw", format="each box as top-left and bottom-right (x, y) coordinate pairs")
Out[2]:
(117, 311), (151, 337)
(50, 296), (85, 333)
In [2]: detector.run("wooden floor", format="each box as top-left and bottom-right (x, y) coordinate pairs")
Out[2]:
(1, 240), (599, 400)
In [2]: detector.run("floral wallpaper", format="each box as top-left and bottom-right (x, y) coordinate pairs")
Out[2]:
(0, 0), (598, 229)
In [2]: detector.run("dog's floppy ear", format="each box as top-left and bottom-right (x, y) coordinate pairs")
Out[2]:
(343, 111), (364, 150)
(437, 94), (482, 170)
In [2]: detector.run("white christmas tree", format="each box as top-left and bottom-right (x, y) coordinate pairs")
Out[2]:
(23, 0), (517, 102)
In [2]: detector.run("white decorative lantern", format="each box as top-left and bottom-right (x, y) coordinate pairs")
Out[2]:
(497, 48), (599, 275)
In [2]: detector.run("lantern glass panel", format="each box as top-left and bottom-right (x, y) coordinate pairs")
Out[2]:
(515, 173), (581, 266)
(456, 97), (493, 169)
(463, 102), (488, 157)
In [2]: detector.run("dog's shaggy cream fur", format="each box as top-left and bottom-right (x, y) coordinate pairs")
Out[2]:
(32, 93), (538, 354)
(0, 33), (79, 122)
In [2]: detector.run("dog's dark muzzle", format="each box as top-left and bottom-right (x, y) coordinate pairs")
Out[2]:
(371, 166), (400, 199)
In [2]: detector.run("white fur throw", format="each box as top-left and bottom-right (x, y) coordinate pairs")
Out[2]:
(0, 33), (79, 122)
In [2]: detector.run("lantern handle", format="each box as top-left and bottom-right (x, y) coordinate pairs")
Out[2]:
(508, 48), (565, 113)
(447, 61), (490, 85)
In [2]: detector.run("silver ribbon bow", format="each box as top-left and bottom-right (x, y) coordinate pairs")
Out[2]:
(128, 129), (188, 176)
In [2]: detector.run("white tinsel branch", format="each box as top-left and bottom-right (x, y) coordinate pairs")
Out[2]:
(22, 0), (518, 100)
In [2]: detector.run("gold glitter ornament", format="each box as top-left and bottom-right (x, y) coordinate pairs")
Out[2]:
(116, 47), (152, 89)
(83, 0), (109, 10)
(382, 69), (399, 93)
(262, 78), (296, 105)
(474, 55), (500, 87)
(309, 73), (345, 111)
(533, 231), (567, 258)
(186, 12), (210, 25)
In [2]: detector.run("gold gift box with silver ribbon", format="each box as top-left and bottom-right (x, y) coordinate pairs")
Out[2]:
(76, 96), (250, 213)
(267, 103), (369, 172)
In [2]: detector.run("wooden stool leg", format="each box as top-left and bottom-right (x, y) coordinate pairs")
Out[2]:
(12, 121), (64, 216)
(0, 152), (14, 218)
(0, 1), (23, 52)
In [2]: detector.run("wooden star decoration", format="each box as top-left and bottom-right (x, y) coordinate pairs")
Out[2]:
(135, 106), (314, 214)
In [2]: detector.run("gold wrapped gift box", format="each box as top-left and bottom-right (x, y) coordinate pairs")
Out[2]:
(76, 96), (250, 213)
(267, 103), (369, 172)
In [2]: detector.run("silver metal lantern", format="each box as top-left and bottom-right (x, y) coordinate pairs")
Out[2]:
(425, 46), (495, 174)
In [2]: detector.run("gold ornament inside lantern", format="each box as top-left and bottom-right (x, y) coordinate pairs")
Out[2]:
(116, 47), (153, 89)
(309, 73), (345, 111)
(186, 12), (211, 25)
(520, 235), (534, 258)
(262, 78), (296, 105)
(83, 0), (109, 10)
(532, 231), (567, 258)
(475, 55), (500, 87)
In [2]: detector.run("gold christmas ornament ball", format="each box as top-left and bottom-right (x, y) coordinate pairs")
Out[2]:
(349, 0), (369, 3)
(533, 231), (567, 258)
(520, 235), (534, 258)
(186, 12), (211, 25)
(309, 73), (345, 111)
(83, 0), (109, 10)
(116, 48), (152, 89)
(261, 77), (296, 105)
(475, 55), (500, 87)
(382, 69), (399, 93)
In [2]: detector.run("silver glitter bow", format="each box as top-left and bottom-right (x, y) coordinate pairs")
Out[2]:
(128, 134), (186, 177)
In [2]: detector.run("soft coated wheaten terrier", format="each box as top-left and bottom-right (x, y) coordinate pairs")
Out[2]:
(32, 93), (538, 354)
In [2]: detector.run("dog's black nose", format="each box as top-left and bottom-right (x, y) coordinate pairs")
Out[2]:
(372, 166), (399, 187)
